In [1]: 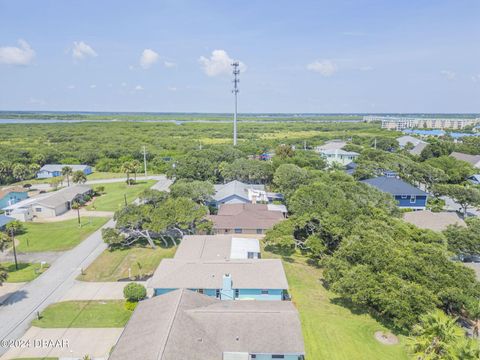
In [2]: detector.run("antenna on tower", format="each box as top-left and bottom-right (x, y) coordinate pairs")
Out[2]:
(232, 61), (240, 146)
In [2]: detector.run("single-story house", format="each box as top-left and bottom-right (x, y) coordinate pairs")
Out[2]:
(150, 258), (289, 301)
(403, 210), (466, 232)
(469, 174), (480, 185)
(449, 152), (480, 169)
(361, 176), (428, 210)
(0, 187), (28, 208)
(314, 139), (347, 152)
(396, 135), (428, 156)
(318, 149), (360, 166)
(213, 180), (282, 206)
(208, 203), (286, 235)
(3, 184), (92, 221)
(0, 214), (15, 230)
(109, 289), (305, 360)
(36, 164), (93, 179)
(175, 235), (261, 261)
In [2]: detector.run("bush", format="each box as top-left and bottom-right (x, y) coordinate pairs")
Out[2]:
(123, 282), (146, 302)
(124, 300), (138, 311)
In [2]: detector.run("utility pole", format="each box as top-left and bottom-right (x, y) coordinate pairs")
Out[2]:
(10, 227), (18, 270)
(232, 61), (240, 146)
(142, 146), (147, 177)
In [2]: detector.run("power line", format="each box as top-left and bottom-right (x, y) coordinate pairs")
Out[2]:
(232, 61), (240, 146)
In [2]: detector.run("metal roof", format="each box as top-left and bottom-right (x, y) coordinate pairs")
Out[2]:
(361, 176), (428, 196)
(39, 164), (91, 173)
(213, 181), (265, 202)
(0, 214), (14, 228)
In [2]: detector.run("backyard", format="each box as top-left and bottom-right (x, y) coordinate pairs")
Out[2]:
(16, 217), (109, 252)
(87, 180), (155, 212)
(1, 262), (49, 282)
(264, 251), (409, 360)
(78, 245), (176, 282)
(32, 300), (131, 328)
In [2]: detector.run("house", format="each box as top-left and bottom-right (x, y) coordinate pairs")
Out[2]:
(213, 180), (282, 206)
(0, 187), (28, 208)
(150, 258), (289, 301)
(314, 139), (347, 152)
(0, 214), (14, 230)
(344, 162), (358, 176)
(208, 203), (286, 235)
(403, 211), (466, 232)
(318, 149), (360, 166)
(449, 152), (480, 169)
(175, 235), (262, 261)
(36, 164), (93, 179)
(3, 184), (92, 221)
(396, 135), (428, 156)
(361, 176), (428, 210)
(468, 174), (480, 185)
(109, 289), (305, 360)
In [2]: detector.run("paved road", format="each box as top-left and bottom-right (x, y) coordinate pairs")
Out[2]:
(441, 196), (480, 217)
(0, 219), (114, 356)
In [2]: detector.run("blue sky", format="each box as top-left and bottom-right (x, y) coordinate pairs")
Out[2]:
(0, 0), (479, 113)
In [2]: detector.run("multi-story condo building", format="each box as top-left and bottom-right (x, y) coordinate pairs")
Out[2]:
(364, 116), (480, 131)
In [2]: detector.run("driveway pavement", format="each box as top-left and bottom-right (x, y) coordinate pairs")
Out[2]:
(33, 209), (114, 223)
(1, 326), (123, 360)
(0, 219), (115, 356)
(60, 280), (150, 301)
(441, 196), (480, 217)
(0, 250), (64, 265)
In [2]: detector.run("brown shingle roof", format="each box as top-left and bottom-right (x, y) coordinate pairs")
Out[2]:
(208, 203), (284, 230)
(403, 210), (466, 232)
(109, 289), (305, 360)
(450, 152), (480, 168)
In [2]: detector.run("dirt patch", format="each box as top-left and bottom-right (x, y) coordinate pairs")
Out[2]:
(374, 331), (399, 345)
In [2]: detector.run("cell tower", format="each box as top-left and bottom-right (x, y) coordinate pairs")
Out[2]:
(232, 61), (240, 146)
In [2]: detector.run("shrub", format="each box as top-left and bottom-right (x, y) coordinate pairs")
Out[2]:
(123, 282), (146, 302)
(124, 300), (138, 311)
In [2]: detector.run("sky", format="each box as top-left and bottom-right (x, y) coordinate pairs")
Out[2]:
(0, 0), (479, 113)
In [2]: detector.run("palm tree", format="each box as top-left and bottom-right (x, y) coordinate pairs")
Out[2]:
(72, 170), (87, 184)
(71, 201), (81, 227)
(409, 310), (464, 360)
(62, 166), (73, 186)
(5, 221), (24, 270)
(131, 160), (142, 183)
(121, 161), (133, 185)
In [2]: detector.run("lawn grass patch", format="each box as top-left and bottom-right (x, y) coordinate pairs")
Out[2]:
(78, 245), (176, 282)
(86, 180), (155, 211)
(16, 217), (109, 252)
(264, 251), (409, 360)
(2, 262), (49, 282)
(32, 300), (131, 328)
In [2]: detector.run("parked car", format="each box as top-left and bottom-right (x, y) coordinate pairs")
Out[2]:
(463, 254), (480, 263)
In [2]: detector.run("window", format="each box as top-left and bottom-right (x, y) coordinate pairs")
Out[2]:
(234, 228), (242, 234)
(401, 195), (407, 199)
(198, 289), (204, 294)
(410, 196), (416, 203)
(272, 356), (285, 359)
(35, 207), (42, 212)
(247, 252), (255, 259)
(234, 289), (239, 298)
(261, 289), (269, 295)
(215, 289), (220, 298)
(256, 229), (263, 234)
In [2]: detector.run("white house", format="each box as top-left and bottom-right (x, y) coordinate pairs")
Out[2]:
(318, 149), (359, 166)
(37, 164), (93, 179)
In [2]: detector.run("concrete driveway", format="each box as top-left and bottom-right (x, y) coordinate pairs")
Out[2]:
(60, 280), (151, 301)
(1, 326), (122, 360)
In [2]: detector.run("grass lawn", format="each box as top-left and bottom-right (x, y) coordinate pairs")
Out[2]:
(265, 251), (409, 360)
(78, 245), (176, 282)
(2, 262), (49, 282)
(16, 217), (109, 252)
(32, 300), (131, 328)
(86, 180), (155, 211)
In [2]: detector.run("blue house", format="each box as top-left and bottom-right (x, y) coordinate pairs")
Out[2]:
(150, 259), (290, 301)
(361, 176), (428, 210)
(0, 188), (29, 209)
(37, 164), (93, 179)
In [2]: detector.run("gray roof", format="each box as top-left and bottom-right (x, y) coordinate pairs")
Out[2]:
(361, 176), (428, 196)
(174, 235), (260, 261)
(109, 289), (305, 360)
(397, 135), (426, 147)
(450, 152), (480, 168)
(33, 184), (92, 208)
(149, 259), (289, 290)
(403, 211), (466, 232)
(409, 142), (428, 156)
(0, 214), (14, 228)
(39, 164), (91, 173)
(213, 181), (265, 202)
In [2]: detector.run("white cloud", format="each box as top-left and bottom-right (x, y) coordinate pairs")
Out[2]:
(164, 60), (176, 68)
(89, 84), (97, 89)
(140, 49), (160, 69)
(0, 39), (35, 65)
(471, 74), (480, 83)
(440, 70), (456, 81)
(72, 41), (97, 60)
(168, 86), (177, 92)
(199, 50), (246, 76)
(307, 60), (338, 77)
(134, 85), (144, 91)
(67, 84), (75, 89)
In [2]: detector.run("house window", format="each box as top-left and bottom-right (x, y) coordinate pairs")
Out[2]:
(401, 195), (407, 199)
(215, 289), (220, 298)
(35, 207), (42, 212)
(247, 252), (255, 259)
(256, 229), (263, 234)
(272, 356), (285, 359)
(234, 228), (242, 234)
(198, 289), (204, 294)
(234, 289), (239, 298)
(261, 289), (269, 295)
(410, 196), (416, 203)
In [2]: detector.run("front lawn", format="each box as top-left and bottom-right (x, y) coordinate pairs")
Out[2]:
(2, 262), (49, 282)
(265, 251), (409, 360)
(78, 245), (176, 282)
(87, 180), (155, 211)
(32, 300), (131, 328)
(16, 217), (109, 252)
